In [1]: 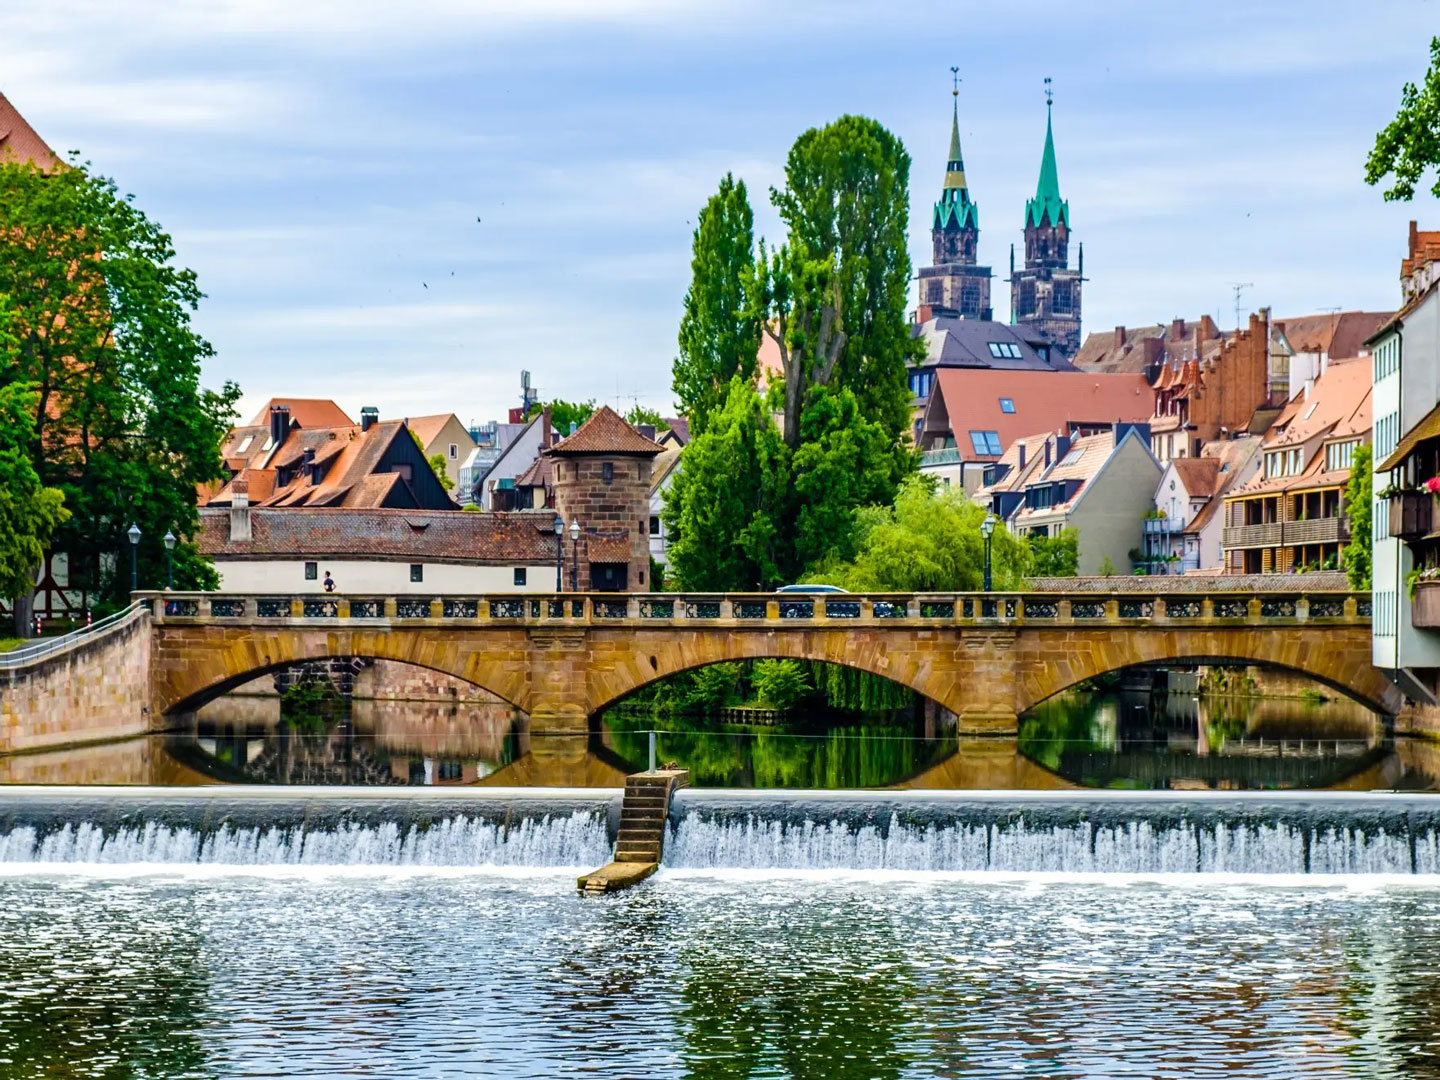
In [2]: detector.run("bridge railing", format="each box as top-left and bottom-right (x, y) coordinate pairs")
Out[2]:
(134, 590), (1370, 627)
(0, 600), (147, 669)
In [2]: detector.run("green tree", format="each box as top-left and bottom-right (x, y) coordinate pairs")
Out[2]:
(1098, 555), (1118, 577)
(1366, 36), (1440, 201)
(0, 382), (69, 631)
(531, 398), (596, 436)
(674, 174), (761, 432)
(751, 659), (813, 711)
(763, 115), (922, 464)
(662, 378), (789, 590)
(0, 156), (239, 613)
(625, 405), (668, 432)
(1028, 528), (1080, 578)
(814, 476), (1030, 591)
(1344, 443), (1373, 589)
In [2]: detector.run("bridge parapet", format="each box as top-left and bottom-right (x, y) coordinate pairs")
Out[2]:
(137, 589), (1370, 630)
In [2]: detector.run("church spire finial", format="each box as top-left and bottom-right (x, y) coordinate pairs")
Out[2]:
(1045, 75), (1053, 109)
(1025, 77), (1067, 230)
(933, 68), (977, 233)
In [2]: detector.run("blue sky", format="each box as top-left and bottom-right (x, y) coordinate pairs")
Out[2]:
(2, 1), (1436, 426)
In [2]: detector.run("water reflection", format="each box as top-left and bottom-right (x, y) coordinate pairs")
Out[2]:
(6, 675), (1439, 792)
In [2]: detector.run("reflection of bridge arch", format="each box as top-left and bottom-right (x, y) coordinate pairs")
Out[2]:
(154, 627), (531, 717)
(1012, 625), (1394, 715)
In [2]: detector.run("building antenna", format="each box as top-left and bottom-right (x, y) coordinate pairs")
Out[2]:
(1231, 282), (1253, 330)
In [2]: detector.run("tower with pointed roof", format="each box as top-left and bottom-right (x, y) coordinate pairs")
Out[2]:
(916, 72), (992, 320)
(1010, 79), (1083, 361)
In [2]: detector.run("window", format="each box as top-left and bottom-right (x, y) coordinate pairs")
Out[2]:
(968, 430), (1002, 455)
(1326, 439), (1360, 472)
(601, 462), (614, 484)
(261, 434), (275, 451)
(987, 342), (1023, 360)
(1061, 447), (1084, 466)
(513, 567), (527, 586)
(304, 561), (317, 580)
(438, 761), (463, 782)
(999, 397), (1015, 414)
(236, 435), (253, 454)
(649, 515), (660, 535)
(448, 443), (458, 459)
(410, 564), (423, 582)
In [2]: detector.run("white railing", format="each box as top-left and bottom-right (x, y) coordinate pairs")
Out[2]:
(0, 601), (147, 669)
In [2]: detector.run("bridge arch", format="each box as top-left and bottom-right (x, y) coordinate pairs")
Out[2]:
(584, 627), (993, 721)
(1013, 625), (1400, 716)
(152, 626), (532, 717)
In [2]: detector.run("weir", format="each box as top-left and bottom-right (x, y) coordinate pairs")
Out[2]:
(2, 787), (1440, 877)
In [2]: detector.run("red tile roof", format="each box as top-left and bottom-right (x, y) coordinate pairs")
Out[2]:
(546, 405), (663, 456)
(0, 92), (57, 168)
(199, 507), (560, 561)
(247, 398), (355, 428)
(924, 369), (1152, 460)
(1171, 456), (1221, 499)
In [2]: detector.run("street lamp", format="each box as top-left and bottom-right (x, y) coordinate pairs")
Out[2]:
(981, 512), (997, 593)
(127, 523), (141, 593)
(163, 530), (177, 590)
(569, 517), (581, 592)
(553, 515), (564, 591)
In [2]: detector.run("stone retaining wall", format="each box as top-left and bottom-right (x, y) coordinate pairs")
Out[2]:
(0, 611), (152, 753)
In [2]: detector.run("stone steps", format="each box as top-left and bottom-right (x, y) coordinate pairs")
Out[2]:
(577, 769), (689, 894)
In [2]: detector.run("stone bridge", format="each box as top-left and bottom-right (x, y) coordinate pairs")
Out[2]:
(0, 588), (1396, 751)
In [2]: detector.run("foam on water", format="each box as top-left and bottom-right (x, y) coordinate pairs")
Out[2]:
(664, 811), (1439, 875)
(0, 811), (610, 868)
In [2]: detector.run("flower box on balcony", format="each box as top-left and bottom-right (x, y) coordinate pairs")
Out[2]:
(1390, 491), (1434, 541)
(1414, 579), (1440, 629)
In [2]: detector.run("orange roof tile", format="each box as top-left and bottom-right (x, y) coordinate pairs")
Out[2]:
(0, 92), (57, 168)
(404, 413), (463, 446)
(1172, 456), (1221, 498)
(926, 369), (1152, 460)
(247, 397), (355, 428)
(546, 405), (663, 456)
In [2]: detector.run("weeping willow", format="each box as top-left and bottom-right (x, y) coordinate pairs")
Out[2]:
(809, 663), (916, 712)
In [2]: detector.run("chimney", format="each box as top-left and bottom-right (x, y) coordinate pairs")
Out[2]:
(230, 479), (252, 542)
(1198, 313), (1218, 340)
(1055, 433), (1072, 463)
(1411, 219), (1420, 260)
(569, 421), (578, 436)
(1114, 325), (1127, 348)
(1017, 440), (1027, 469)
(916, 303), (934, 324)
(269, 404), (290, 448)
(1043, 439), (1052, 468)
(541, 405), (552, 449)
(1170, 318), (1185, 342)
(360, 406), (378, 433)
(638, 423), (656, 441)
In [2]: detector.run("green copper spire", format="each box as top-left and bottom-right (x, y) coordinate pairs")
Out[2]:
(934, 70), (978, 232)
(1025, 79), (1069, 230)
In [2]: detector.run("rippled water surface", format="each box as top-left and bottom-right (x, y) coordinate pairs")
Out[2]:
(5, 870), (1440, 1077)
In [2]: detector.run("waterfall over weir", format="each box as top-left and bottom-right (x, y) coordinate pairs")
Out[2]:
(663, 791), (1440, 875)
(0, 788), (617, 868)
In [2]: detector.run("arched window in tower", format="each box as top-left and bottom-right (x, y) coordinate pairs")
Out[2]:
(1052, 280), (1072, 315)
(960, 282), (981, 316)
(1018, 279), (1037, 318)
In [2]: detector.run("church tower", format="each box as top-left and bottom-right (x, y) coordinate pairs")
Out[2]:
(1010, 79), (1083, 360)
(916, 71), (992, 320)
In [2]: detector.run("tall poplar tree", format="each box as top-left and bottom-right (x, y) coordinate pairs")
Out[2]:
(673, 174), (761, 433)
(0, 156), (239, 615)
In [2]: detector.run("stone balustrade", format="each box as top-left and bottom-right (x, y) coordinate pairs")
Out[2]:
(138, 589), (1370, 629)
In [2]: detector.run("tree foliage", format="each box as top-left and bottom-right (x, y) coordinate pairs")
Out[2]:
(1366, 36), (1440, 201)
(0, 156), (239, 610)
(409, 429), (455, 492)
(813, 476), (1031, 592)
(531, 399), (596, 436)
(662, 378), (789, 590)
(625, 405), (668, 432)
(1028, 528), (1080, 578)
(0, 381), (69, 608)
(673, 174), (761, 433)
(1344, 443), (1373, 590)
(751, 659), (812, 711)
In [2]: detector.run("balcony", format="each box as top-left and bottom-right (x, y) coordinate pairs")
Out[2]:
(1284, 517), (1348, 545)
(1222, 522), (1283, 548)
(1389, 491), (1435, 541)
(1142, 517), (1173, 535)
(1415, 580), (1440, 629)
(919, 447), (962, 468)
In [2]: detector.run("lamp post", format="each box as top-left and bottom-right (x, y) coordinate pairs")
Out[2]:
(981, 513), (996, 593)
(127, 523), (141, 593)
(569, 517), (581, 592)
(163, 530), (176, 590)
(553, 515), (564, 591)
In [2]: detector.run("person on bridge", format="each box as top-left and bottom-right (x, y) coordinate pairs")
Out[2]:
(323, 572), (336, 593)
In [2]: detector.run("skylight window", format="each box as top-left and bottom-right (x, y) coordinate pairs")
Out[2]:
(999, 398), (1016, 414)
(1302, 402), (1319, 421)
(236, 435), (253, 454)
(1061, 447), (1085, 466)
(987, 342), (1023, 360)
(969, 431), (1002, 455)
